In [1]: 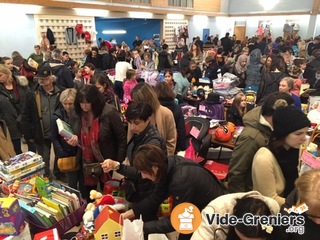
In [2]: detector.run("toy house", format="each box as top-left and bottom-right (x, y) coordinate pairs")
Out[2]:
(94, 206), (123, 240)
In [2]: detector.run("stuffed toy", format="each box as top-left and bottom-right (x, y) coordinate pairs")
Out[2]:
(83, 202), (96, 226)
(89, 190), (126, 219)
(89, 190), (115, 206)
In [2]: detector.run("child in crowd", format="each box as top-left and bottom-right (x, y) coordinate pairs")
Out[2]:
(73, 66), (84, 90)
(123, 69), (138, 103)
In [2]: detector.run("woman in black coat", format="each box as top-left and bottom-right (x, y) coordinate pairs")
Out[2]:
(51, 88), (79, 189)
(107, 144), (225, 240)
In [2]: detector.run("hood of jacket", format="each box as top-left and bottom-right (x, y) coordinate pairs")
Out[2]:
(249, 48), (262, 65)
(242, 106), (272, 134)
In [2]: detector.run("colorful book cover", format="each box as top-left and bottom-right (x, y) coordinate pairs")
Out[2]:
(35, 176), (51, 198)
(0, 151), (43, 174)
(42, 197), (65, 217)
(0, 162), (45, 182)
(56, 118), (74, 140)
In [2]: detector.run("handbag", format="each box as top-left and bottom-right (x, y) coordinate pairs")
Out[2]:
(83, 162), (103, 176)
(57, 156), (79, 172)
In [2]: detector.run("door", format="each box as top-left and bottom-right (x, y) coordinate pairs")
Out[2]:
(234, 26), (246, 42)
(203, 28), (210, 41)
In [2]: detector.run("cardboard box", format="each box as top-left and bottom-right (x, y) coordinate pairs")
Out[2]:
(0, 222), (31, 240)
(0, 198), (25, 236)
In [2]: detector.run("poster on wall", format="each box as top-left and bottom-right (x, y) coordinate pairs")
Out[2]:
(153, 34), (160, 40)
(257, 20), (272, 39)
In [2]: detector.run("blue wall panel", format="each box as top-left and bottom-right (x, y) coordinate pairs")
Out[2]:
(95, 18), (161, 48)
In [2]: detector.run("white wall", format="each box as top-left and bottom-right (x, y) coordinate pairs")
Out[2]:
(188, 16), (234, 42)
(188, 14), (313, 42)
(234, 15), (312, 39)
(228, 0), (313, 14)
(0, 4), (38, 58)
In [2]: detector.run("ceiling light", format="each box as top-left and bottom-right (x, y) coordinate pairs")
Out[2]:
(102, 30), (127, 34)
(167, 14), (184, 20)
(129, 11), (153, 19)
(74, 8), (109, 16)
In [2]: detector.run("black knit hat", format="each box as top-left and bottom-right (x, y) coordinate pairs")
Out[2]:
(273, 106), (310, 138)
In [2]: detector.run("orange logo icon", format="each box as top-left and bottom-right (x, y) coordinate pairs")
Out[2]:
(170, 202), (202, 234)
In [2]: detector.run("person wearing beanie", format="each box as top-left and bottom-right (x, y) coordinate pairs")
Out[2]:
(228, 92), (295, 193)
(252, 105), (310, 207)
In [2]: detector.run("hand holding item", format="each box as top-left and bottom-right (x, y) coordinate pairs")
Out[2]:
(66, 134), (79, 147)
(101, 159), (119, 172)
(121, 209), (135, 219)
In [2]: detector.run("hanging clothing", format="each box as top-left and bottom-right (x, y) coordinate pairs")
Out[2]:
(65, 27), (77, 45)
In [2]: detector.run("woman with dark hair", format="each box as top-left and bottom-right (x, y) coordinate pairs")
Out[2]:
(252, 105), (310, 207)
(101, 102), (166, 219)
(256, 55), (289, 105)
(90, 74), (120, 112)
(164, 70), (179, 97)
(192, 192), (281, 240)
(85, 46), (102, 69)
(112, 144), (225, 240)
(130, 83), (177, 155)
(154, 81), (186, 152)
(67, 85), (126, 201)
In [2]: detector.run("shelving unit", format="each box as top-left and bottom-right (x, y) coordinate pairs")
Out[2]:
(34, 15), (96, 63)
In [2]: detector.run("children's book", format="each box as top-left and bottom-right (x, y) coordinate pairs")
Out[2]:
(0, 151), (43, 174)
(35, 176), (51, 198)
(56, 118), (74, 140)
(56, 118), (81, 147)
(0, 162), (45, 182)
(18, 199), (47, 227)
(42, 197), (65, 217)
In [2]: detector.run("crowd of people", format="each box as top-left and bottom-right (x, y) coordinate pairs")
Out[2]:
(1, 31), (320, 240)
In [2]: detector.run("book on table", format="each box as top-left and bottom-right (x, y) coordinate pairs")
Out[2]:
(0, 151), (43, 174)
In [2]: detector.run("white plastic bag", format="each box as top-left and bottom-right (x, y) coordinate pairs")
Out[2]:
(122, 216), (144, 240)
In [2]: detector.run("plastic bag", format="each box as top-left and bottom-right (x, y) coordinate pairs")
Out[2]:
(185, 139), (197, 161)
(122, 216), (144, 240)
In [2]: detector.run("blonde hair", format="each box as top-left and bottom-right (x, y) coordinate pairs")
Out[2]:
(59, 88), (77, 104)
(0, 64), (13, 82)
(280, 77), (294, 91)
(295, 169), (320, 207)
(131, 83), (160, 113)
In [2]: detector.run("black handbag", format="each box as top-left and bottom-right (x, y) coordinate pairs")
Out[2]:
(83, 162), (102, 176)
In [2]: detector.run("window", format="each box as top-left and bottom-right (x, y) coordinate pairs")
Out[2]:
(122, 0), (151, 3)
(114, 231), (121, 238)
(101, 234), (109, 240)
(168, 0), (193, 7)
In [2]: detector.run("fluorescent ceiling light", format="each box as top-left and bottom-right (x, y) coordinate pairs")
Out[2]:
(129, 11), (153, 19)
(74, 8), (109, 16)
(167, 14), (184, 20)
(102, 30), (127, 34)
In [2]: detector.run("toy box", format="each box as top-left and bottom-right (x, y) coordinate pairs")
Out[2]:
(0, 222), (31, 240)
(0, 198), (25, 236)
